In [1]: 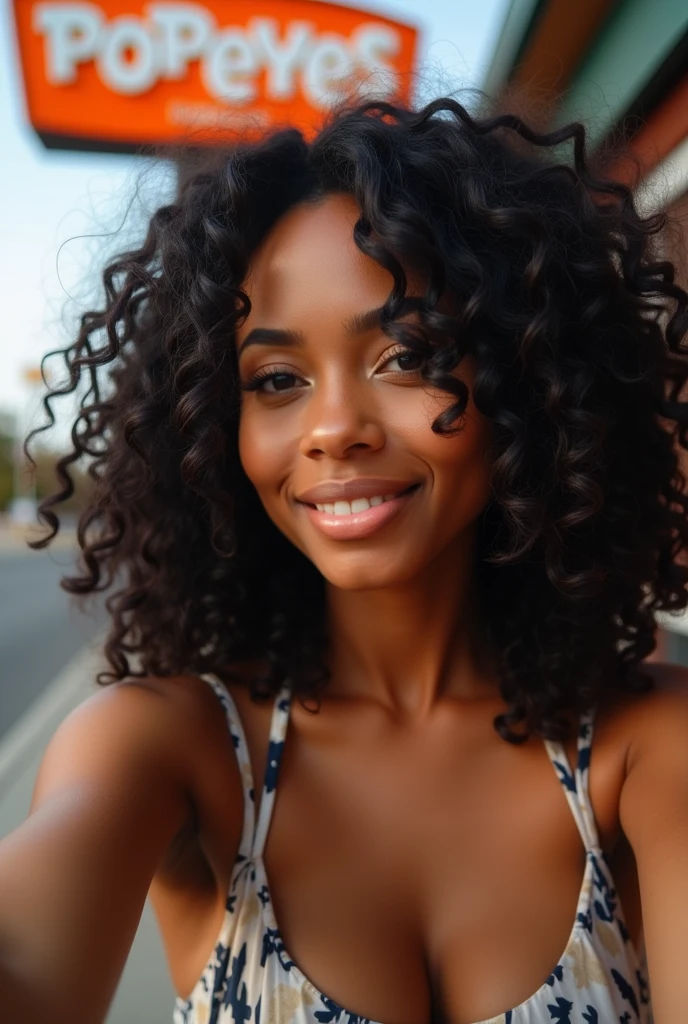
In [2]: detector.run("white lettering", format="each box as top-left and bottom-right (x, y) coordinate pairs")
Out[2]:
(202, 28), (257, 104)
(32, 3), (406, 109)
(303, 33), (352, 108)
(248, 17), (313, 101)
(351, 23), (400, 97)
(34, 2), (103, 84)
(97, 16), (158, 94)
(149, 3), (214, 79)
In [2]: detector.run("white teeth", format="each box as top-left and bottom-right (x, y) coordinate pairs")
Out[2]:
(313, 493), (405, 515)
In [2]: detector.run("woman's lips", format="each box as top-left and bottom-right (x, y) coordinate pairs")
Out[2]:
(299, 486), (419, 540)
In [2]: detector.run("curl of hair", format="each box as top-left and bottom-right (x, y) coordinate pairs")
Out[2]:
(26, 94), (688, 743)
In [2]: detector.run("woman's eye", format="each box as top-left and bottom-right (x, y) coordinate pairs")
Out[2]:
(261, 373), (298, 393)
(242, 350), (422, 395)
(382, 350), (424, 373)
(242, 370), (302, 394)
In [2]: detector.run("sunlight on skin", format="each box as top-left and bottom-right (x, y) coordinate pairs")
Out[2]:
(235, 193), (494, 595)
(233, 192), (499, 713)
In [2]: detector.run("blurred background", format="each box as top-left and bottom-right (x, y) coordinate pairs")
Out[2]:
(0, 0), (687, 1020)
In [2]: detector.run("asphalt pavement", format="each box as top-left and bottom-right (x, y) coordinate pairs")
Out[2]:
(0, 549), (108, 739)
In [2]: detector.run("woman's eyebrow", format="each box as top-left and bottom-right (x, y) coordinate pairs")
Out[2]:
(237, 326), (302, 356)
(237, 298), (423, 356)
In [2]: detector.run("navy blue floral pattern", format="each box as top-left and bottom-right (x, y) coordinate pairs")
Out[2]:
(172, 676), (653, 1024)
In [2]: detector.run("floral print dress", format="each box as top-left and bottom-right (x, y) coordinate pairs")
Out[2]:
(172, 674), (653, 1024)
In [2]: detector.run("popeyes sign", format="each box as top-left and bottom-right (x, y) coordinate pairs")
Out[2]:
(12, 0), (420, 151)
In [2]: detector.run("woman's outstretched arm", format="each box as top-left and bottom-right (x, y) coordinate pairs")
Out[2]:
(0, 680), (195, 1024)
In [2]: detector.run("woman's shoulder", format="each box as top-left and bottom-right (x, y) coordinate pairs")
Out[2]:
(137, 665), (272, 885)
(623, 659), (688, 762)
(604, 660), (688, 963)
(596, 659), (688, 730)
(593, 659), (688, 785)
(138, 659), (273, 729)
(142, 662), (277, 804)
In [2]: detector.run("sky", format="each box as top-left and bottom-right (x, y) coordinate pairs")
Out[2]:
(0, 0), (511, 451)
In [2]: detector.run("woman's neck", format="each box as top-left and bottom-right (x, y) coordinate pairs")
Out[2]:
(323, 538), (499, 720)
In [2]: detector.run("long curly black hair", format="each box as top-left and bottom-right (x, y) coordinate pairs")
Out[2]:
(25, 95), (688, 743)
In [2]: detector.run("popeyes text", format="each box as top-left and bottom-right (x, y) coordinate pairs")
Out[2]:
(12, 0), (420, 149)
(35, 3), (403, 103)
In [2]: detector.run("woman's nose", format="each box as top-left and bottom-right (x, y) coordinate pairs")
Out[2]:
(298, 380), (385, 460)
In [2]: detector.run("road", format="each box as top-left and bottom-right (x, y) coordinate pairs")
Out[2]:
(0, 543), (109, 740)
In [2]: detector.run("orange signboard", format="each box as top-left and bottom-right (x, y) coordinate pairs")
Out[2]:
(12, 0), (420, 152)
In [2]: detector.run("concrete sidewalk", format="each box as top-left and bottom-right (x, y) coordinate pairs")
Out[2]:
(0, 633), (176, 1023)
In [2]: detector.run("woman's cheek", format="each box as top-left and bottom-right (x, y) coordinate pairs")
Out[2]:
(239, 410), (277, 490)
(238, 410), (296, 514)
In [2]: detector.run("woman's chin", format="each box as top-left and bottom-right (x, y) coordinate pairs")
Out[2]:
(314, 554), (424, 592)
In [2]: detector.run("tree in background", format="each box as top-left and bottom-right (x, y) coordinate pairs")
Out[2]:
(0, 428), (12, 511)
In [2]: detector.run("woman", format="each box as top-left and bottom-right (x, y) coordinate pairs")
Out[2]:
(3, 95), (688, 1024)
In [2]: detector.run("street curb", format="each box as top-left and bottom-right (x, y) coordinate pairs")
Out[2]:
(0, 631), (108, 799)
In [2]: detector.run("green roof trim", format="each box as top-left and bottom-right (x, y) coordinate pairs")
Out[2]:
(555, 0), (688, 147)
(481, 0), (546, 100)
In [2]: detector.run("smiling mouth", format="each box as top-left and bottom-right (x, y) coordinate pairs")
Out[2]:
(302, 484), (420, 516)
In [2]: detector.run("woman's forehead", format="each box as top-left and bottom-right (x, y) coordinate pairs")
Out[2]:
(236, 194), (440, 342)
(240, 196), (371, 296)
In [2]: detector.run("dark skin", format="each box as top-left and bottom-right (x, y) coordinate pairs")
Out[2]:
(3, 192), (688, 1024)
(150, 193), (647, 1022)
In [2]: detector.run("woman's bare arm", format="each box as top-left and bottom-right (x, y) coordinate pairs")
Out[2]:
(619, 665), (688, 1024)
(0, 680), (196, 1024)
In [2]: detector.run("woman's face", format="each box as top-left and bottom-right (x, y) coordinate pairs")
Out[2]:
(236, 192), (494, 591)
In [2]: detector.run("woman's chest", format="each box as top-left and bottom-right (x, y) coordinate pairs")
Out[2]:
(153, 691), (641, 1023)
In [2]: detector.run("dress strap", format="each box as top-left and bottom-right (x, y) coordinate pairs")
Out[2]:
(198, 674), (292, 860)
(252, 685), (292, 859)
(542, 706), (601, 853)
(198, 673), (256, 862)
